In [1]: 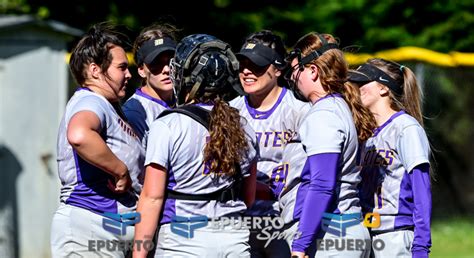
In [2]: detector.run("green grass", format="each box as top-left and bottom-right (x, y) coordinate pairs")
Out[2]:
(431, 217), (474, 258)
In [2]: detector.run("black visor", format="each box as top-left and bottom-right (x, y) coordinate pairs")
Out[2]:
(137, 37), (177, 65)
(348, 63), (403, 95)
(236, 43), (285, 69)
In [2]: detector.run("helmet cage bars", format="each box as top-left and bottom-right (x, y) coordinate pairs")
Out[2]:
(170, 34), (243, 105)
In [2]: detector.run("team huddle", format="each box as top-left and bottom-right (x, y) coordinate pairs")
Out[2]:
(50, 22), (432, 258)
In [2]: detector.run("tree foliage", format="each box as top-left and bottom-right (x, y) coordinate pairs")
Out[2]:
(1, 0), (473, 52)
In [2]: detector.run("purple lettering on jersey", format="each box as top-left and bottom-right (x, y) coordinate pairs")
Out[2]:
(256, 132), (263, 145)
(264, 131), (273, 147)
(362, 148), (395, 167)
(117, 118), (138, 139)
(273, 132), (283, 147)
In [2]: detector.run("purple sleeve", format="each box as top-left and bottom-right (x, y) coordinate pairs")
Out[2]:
(410, 163), (432, 258)
(291, 153), (340, 253)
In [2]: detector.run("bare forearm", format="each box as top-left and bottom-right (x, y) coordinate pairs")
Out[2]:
(134, 196), (162, 258)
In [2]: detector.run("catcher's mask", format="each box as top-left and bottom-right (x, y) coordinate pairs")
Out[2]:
(170, 34), (244, 105)
(284, 34), (339, 100)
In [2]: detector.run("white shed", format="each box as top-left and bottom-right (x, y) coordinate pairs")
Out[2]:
(0, 15), (82, 258)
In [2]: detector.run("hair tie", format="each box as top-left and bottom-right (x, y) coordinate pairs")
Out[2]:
(399, 65), (405, 72)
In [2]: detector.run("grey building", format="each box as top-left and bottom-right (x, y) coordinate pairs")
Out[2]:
(0, 15), (81, 258)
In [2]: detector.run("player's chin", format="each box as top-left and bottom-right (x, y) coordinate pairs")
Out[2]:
(242, 84), (259, 95)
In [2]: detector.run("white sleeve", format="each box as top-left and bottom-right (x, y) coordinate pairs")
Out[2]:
(398, 124), (430, 172)
(145, 119), (172, 169)
(68, 95), (107, 129)
(240, 121), (258, 178)
(300, 110), (345, 155)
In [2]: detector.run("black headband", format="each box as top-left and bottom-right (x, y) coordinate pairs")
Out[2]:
(286, 34), (339, 71)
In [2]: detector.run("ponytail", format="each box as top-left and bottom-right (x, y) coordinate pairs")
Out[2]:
(203, 98), (249, 176)
(400, 67), (424, 126)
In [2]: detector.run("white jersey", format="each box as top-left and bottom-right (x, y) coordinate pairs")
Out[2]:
(145, 104), (258, 224)
(299, 94), (361, 214)
(123, 88), (172, 147)
(359, 111), (430, 232)
(230, 87), (310, 216)
(278, 137), (308, 224)
(57, 88), (145, 215)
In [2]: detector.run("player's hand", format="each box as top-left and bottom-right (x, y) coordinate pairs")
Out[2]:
(108, 172), (132, 193)
(291, 251), (306, 258)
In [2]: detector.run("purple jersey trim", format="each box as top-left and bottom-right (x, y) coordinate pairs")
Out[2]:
(313, 93), (343, 105)
(373, 110), (406, 137)
(76, 87), (92, 92)
(160, 167), (177, 224)
(66, 151), (117, 214)
(136, 88), (172, 108)
(244, 87), (287, 119)
(292, 153), (341, 252)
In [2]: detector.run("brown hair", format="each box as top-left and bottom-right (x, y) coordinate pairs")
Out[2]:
(293, 32), (376, 141)
(194, 94), (249, 176)
(366, 58), (424, 126)
(69, 22), (130, 86)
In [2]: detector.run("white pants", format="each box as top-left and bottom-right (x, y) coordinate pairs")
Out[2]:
(372, 230), (413, 258)
(314, 222), (371, 258)
(155, 222), (250, 258)
(50, 204), (134, 258)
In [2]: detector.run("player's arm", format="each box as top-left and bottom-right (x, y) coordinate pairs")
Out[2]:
(243, 161), (257, 207)
(67, 110), (130, 193)
(291, 153), (339, 254)
(134, 163), (167, 258)
(410, 163), (432, 258)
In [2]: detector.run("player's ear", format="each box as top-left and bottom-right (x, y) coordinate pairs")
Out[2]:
(89, 63), (101, 79)
(309, 64), (318, 81)
(378, 83), (390, 96)
(138, 65), (146, 78)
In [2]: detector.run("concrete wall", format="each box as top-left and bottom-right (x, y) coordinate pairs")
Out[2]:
(0, 32), (69, 258)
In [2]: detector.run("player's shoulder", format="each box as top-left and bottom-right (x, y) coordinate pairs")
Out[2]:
(123, 93), (144, 110)
(229, 95), (246, 109)
(68, 90), (109, 109)
(392, 112), (423, 131)
(280, 88), (311, 112)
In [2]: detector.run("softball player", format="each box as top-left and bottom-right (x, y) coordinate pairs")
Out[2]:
(51, 23), (145, 258)
(286, 32), (376, 258)
(133, 34), (258, 258)
(349, 58), (432, 257)
(123, 23), (178, 146)
(230, 30), (310, 258)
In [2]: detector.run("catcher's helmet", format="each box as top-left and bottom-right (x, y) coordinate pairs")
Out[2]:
(170, 34), (244, 104)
